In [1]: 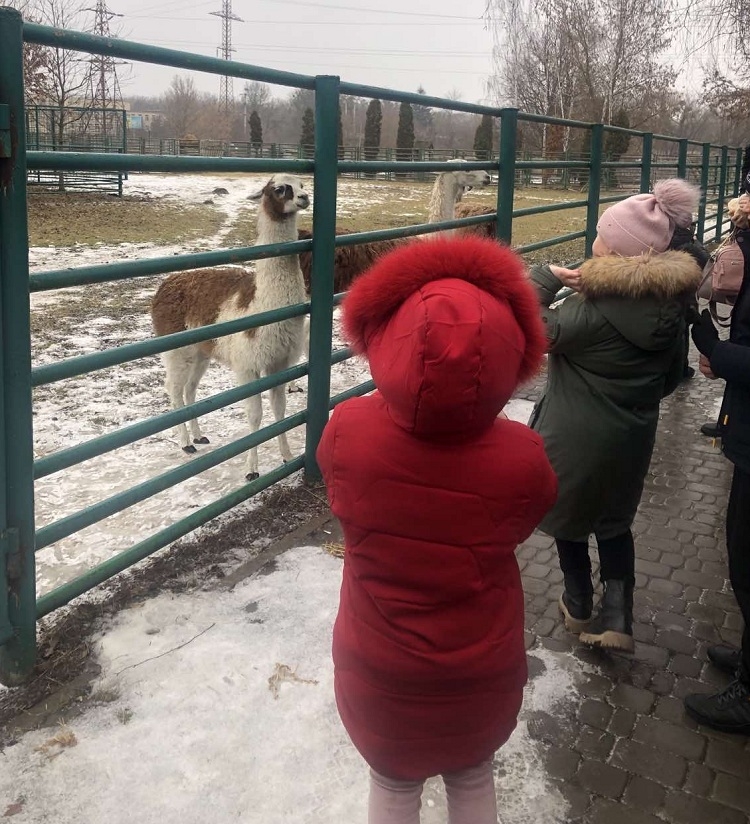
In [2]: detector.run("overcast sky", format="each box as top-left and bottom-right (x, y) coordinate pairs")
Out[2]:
(109, 0), (495, 103)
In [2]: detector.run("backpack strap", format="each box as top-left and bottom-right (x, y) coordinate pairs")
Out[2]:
(709, 299), (732, 328)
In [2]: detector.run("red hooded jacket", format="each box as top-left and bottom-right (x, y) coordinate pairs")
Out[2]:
(317, 237), (558, 781)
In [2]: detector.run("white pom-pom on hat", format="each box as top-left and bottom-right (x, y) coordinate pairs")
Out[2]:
(652, 179), (701, 229)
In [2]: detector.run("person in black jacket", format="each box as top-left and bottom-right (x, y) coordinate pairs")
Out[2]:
(685, 193), (750, 734)
(669, 223), (710, 379)
(698, 145), (750, 435)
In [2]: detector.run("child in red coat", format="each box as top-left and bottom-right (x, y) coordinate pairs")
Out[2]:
(317, 237), (558, 824)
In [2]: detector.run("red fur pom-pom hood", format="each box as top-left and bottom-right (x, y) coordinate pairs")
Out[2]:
(341, 237), (546, 439)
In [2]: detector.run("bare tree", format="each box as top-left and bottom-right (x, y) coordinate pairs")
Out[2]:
(242, 81), (271, 112)
(162, 75), (200, 138)
(33, 0), (94, 187)
(484, 0), (676, 128)
(5, 0), (51, 103)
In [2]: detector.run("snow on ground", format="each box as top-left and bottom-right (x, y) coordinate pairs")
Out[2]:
(28, 172), (535, 597)
(0, 546), (572, 824)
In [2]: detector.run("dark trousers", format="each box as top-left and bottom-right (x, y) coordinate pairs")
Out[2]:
(727, 465), (750, 685)
(556, 530), (635, 587)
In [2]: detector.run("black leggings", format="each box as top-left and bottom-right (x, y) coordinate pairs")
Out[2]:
(556, 530), (635, 587)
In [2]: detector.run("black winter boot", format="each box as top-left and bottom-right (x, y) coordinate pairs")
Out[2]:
(707, 645), (741, 675)
(559, 572), (594, 634)
(684, 680), (750, 735)
(579, 579), (634, 653)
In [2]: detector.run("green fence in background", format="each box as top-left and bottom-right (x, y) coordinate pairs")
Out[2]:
(0, 5), (743, 685)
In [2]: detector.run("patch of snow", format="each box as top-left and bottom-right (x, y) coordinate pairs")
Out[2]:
(0, 546), (571, 824)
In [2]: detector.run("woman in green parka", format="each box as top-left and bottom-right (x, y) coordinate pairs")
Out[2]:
(529, 179), (703, 652)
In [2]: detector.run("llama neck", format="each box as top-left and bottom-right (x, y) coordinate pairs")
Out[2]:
(256, 209), (299, 248)
(427, 174), (460, 223)
(253, 210), (304, 309)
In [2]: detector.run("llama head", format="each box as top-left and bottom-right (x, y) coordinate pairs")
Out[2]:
(445, 158), (492, 192)
(249, 174), (310, 219)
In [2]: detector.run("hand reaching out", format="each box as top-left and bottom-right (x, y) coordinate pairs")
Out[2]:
(698, 354), (717, 380)
(549, 264), (582, 291)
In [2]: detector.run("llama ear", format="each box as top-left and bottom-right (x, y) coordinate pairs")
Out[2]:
(247, 186), (265, 201)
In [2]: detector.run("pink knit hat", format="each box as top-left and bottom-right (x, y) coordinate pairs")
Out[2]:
(596, 179), (701, 256)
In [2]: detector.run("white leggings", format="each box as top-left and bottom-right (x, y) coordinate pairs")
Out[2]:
(368, 760), (497, 824)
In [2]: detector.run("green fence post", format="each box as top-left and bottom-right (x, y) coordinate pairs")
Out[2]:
(0, 7), (37, 686)
(697, 142), (711, 243)
(585, 123), (604, 257)
(677, 138), (689, 179)
(640, 132), (653, 193)
(496, 108), (517, 244)
(715, 145), (729, 242)
(304, 75), (339, 481)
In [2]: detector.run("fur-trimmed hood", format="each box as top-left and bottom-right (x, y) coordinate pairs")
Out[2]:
(342, 236), (546, 438)
(578, 250), (701, 352)
(579, 250), (701, 300)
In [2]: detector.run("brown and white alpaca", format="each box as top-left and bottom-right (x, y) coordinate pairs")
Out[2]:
(151, 174), (310, 480)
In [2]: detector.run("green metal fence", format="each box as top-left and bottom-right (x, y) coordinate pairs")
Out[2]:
(0, 5), (743, 685)
(25, 103), (127, 194)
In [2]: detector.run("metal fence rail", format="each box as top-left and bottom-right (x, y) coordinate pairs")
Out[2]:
(0, 6), (743, 684)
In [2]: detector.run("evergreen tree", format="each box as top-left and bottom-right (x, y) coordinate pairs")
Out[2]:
(473, 114), (493, 160)
(363, 98), (383, 177)
(249, 110), (263, 156)
(413, 86), (434, 141)
(299, 107), (315, 158)
(603, 109), (631, 190)
(396, 102), (415, 177)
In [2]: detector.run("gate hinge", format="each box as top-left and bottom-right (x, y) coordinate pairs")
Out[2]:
(0, 528), (21, 580)
(0, 104), (10, 158)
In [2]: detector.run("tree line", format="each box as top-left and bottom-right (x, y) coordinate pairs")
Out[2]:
(7, 0), (747, 158)
(482, 0), (748, 156)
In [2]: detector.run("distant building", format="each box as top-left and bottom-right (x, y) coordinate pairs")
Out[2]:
(126, 111), (162, 131)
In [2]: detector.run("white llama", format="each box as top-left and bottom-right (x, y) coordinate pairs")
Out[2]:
(427, 159), (492, 226)
(151, 174), (310, 480)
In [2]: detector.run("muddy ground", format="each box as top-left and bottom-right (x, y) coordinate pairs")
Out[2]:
(27, 191), (223, 248)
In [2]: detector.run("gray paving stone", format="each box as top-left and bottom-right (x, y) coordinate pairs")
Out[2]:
(512, 370), (750, 823)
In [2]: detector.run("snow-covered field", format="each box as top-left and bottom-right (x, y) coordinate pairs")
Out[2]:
(0, 546), (572, 824)
(29, 172), (534, 597)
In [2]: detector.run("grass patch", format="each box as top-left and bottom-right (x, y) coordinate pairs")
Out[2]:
(28, 192), (223, 247)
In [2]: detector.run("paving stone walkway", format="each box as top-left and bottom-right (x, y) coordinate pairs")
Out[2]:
(512, 359), (750, 823)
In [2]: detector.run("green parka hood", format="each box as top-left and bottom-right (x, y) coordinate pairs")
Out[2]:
(578, 251), (701, 351)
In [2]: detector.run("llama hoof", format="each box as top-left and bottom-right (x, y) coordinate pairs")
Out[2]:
(193, 436), (210, 444)
(287, 384), (304, 394)
(245, 471), (260, 481)
(182, 445), (197, 454)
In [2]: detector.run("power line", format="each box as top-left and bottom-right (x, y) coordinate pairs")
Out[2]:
(252, 0), (484, 19)
(125, 15), (482, 25)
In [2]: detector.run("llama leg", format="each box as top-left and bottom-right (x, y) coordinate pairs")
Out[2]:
(162, 349), (195, 453)
(287, 317), (310, 394)
(269, 381), (294, 464)
(183, 353), (211, 444)
(237, 371), (263, 480)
